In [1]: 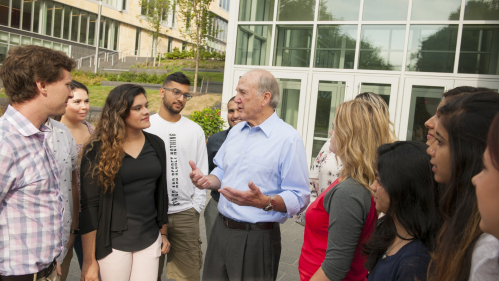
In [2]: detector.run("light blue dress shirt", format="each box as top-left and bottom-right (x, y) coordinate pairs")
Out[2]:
(211, 112), (310, 223)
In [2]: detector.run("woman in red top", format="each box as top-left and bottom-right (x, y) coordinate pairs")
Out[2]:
(299, 99), (394, 281)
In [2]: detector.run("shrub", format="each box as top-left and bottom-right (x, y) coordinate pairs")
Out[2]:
(188, 108), (225, 140)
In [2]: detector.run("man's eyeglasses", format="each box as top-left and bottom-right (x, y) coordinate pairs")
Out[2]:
(162, 87), (193, 101)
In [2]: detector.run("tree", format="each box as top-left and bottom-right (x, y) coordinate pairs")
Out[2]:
(138, 0), (172, 66)
(176, 0), (215, 92)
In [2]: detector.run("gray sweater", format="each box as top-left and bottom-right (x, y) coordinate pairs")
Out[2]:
(322, 178), (373, 281)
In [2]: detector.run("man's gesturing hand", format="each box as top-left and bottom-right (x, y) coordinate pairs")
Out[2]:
(189, 160), (210, 189)
(219, 181), (269, 209)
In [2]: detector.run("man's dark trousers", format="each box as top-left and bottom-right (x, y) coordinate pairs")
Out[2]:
(202, 215), (281, 281)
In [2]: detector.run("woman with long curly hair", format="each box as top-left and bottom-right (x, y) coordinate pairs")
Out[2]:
(299, 99), (393, 281)
(80, 84), (170, 281)
(363, 141), (442, 281)
(427, 90), (499, 281)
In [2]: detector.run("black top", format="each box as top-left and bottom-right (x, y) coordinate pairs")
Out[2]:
(80, 131), (169, 260)
(112, 139), (162, 252)
(206, 128), (231, 202)
(367, 239), (431, 281)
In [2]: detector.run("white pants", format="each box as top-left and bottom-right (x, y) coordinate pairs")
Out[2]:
(98, 233), (162, 281)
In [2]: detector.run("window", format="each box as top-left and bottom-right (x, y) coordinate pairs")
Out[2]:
(0, 32), (7, 62)
(464, 0), (499, 20)
(363, 0), (409, 21)
(44, 1), (53, 36)
(22, 0), (33, 31)
(70, 8), (79, 42)
(411, 0), (461, 20)
(11, 0), (21, 29)
(168, 37), (172, 52)
(0, 0), (8, 26)
(358, 25), (406, 71)
(33, 0), (41, 33)
(277, 0), (314, 21)
(88, 13), (97, 46)
(235, 25), (272, 65)
(239, 0), (274, 21)
(318, 0), (361, 21)
(406, 25), (458, 73)
(53, 3), (63, 38)
(80, 11), (88, 44)
(315, 25), (357, 69)
(275, 79), (301, 129)
(274, 25), (313, 67)
(63, 6), (70, 39)
(135, 28), (141, 55)
(220, 0), (229, 11)
(103, 0), (126, 10)
(458, 25), (499, 75)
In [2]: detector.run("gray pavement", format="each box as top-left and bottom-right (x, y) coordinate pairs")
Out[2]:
(66, 191), (304, 281)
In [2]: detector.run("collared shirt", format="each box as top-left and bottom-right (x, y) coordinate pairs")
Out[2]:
(45, 119), (78, 264)
(212, 112), (310, 223)
(0, 105), (64, 276)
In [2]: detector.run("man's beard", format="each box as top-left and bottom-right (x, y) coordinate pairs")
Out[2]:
(164, 99), (184, 114)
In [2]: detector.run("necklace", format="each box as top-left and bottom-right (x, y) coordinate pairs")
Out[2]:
(382, 234), (411, 259)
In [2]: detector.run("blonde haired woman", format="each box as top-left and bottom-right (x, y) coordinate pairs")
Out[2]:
(299, 99), (394, 281)
(296, 92), (396, 225)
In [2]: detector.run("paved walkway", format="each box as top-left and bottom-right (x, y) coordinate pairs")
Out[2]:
(66, 191), (304, 281)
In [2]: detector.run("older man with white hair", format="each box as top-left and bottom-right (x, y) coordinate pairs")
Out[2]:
(189, 69), (310, 281)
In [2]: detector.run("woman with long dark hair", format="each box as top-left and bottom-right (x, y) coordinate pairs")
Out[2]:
(80, 84), (170, 281)
(471, 113), (499, 280)
(427, 90), (499, 281)
(58, 80), (94, 274)
(424, 86), (488, 147)
(363, 141), (442, 281)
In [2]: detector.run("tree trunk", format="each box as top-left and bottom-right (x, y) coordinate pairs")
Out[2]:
(194, 21), (200, 93)
(153, 36), (157, 67)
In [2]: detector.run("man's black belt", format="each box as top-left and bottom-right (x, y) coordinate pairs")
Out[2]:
(219, 213), (277, 230)
(0, 260), (56, 281)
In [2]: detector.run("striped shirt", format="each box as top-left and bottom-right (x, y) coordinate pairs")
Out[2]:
(0, 105), (64, 276)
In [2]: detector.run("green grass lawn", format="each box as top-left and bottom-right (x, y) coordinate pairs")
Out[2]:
(185, 71), (223, 82)
(87, 86), (160, 108)
(86, 86), (222, 115)
(0, 86), (221, 114)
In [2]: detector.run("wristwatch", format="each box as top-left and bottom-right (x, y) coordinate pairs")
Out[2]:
(70, 229), (80, 235)
(263, 195), (275, 211)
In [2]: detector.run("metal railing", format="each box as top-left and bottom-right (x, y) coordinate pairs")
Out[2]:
(75, 46), (173, 71)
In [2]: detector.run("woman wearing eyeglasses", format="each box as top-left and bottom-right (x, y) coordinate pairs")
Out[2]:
(144, 72), (209, 281)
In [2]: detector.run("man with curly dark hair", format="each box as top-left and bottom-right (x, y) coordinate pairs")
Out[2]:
(0, 45), (75, 280)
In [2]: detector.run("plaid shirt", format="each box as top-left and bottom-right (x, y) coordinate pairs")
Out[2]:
(0, 105), (64, 276)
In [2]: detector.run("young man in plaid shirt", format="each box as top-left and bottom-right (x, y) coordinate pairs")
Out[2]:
(0, 45), (75, 281)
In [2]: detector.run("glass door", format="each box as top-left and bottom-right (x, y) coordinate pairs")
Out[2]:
(399, 77), (455, 142)
(353, 75), (401, 135)
(305, 74), (354, 165)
